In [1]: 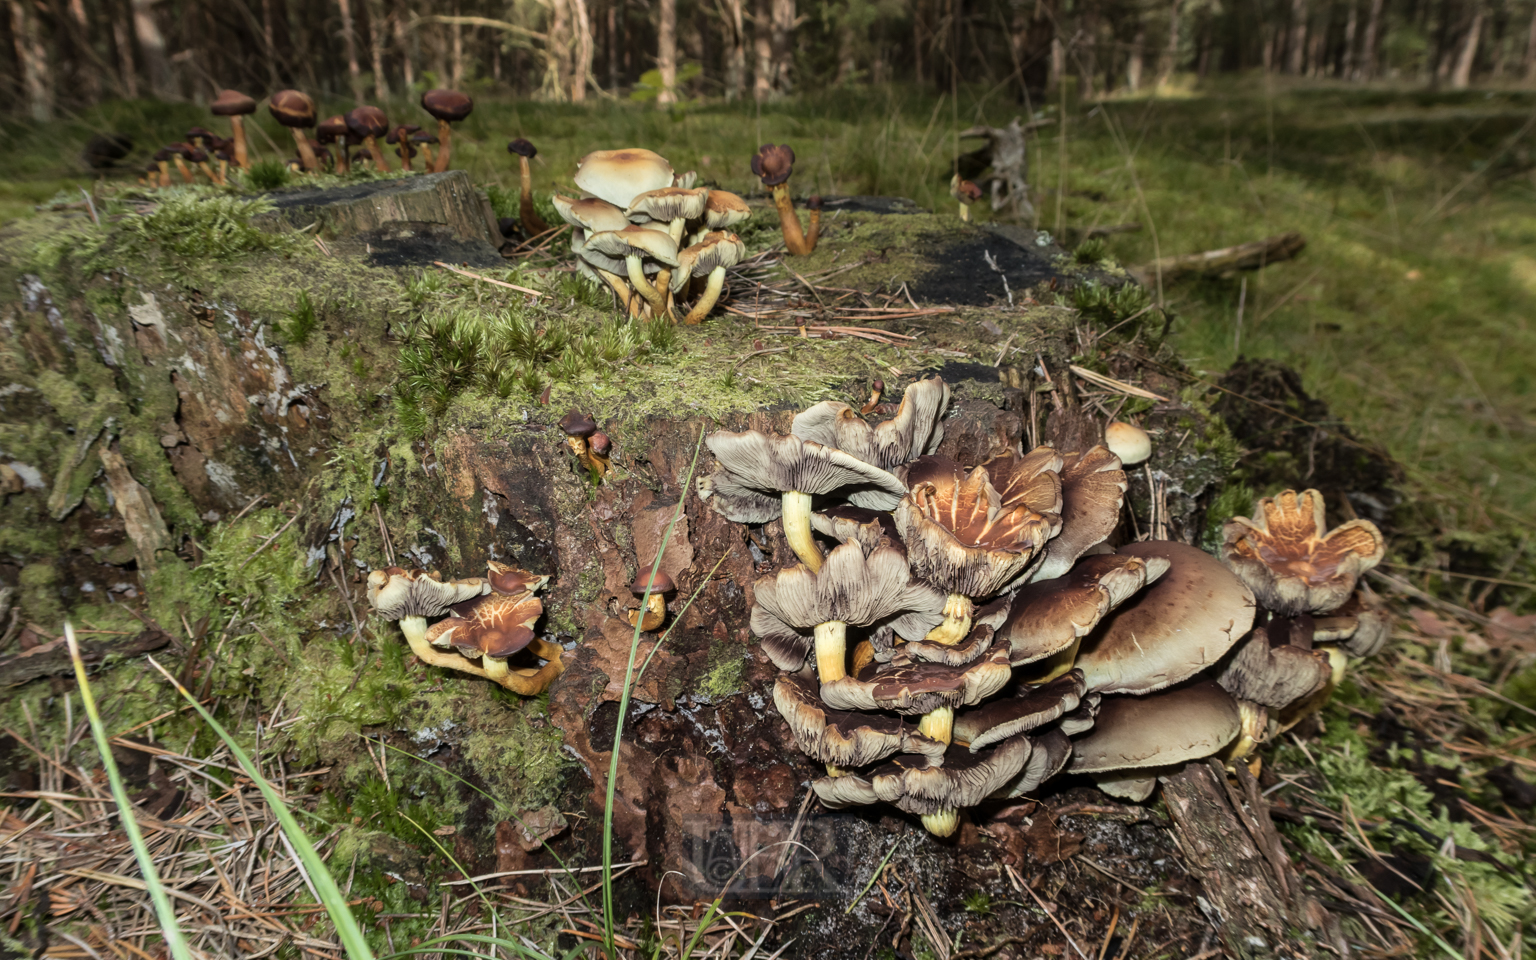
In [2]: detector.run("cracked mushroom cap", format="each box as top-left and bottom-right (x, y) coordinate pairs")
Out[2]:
(626, 186), (711, 224)
(774, 671), (945, 767)
(814, 733), (1033, 817)
(999, 553), (1169, 667)
(953, 669), (1087, 751)
(821, 638), (1014, 715)
(791, 376), (951, 472)
(696, 429), (909, 523)
(1214, 623), (1332, 710)
(1221, 489), (1386, 617)
(584, 226), (681, 267)
(751, 144), (795, 187)
(366, 567), (490, 621)
(211, 89), (257, 116)
(420, 88), (473, 122)
(574, 148), (675, 208)
(1068, 679), (1241, 778)
(670, 232), (746, 291)
(750, 539), (948, 671)
(426, 587), (544, 661)
(702, 190), (752, 230)
(345, 105), (389, 141)
(893, 451), (1064, 598)
(1074, 541), (1255, 695)
(553, 194), (631, 233)
(1028, 446), (1128, 583)
(268, 90), (316, 128)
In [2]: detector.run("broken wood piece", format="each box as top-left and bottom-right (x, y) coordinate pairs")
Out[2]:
(1132, 231), (1306, 286)
(955, 118), (1052, 224)
(98, 445), (172, 578)
(0, 629), (172, 687)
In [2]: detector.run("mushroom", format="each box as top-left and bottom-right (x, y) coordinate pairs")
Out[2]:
(627, 570), (675, 631)
(671, 231), (746, 324)
(186, 145), (220, 184)
(696, 428), (909, 572)
(1073, 540), (1256, 695)
(168, 143), (196, 183)
(951, 669), (1087, 751)
(989, 727), (1075, 800)
(821, 635), (1015, 719)
(805, 195), (824, 250)
(950, 175), (983, 221)
(1103, 421), (1151, 466)
(558, 409), (605, 478)
(790, 376), (951, 471)
(420, 89), (472, 172)
(386, 125), (422, 170)
(589, 431), (612, 468)
(556, 195), (638, 311)
(750, 143), (817, 256)
(893, 450), (1063, 646)
(810, 505), (897, 554)
(316, 116), (352, 173)
(1067, 679), (1242, 800)
(345, 105), (391, 171)
(573, 148), (674, 208)
(572, 229), (640, 316)
(1317, 588), (1392, 658)
(365, 566), (490, 669)
(1027, 446), (1127, 583)
(691, 189), (751, 244)
(627, 186), (711, 244)
(423, 574), (563, 695)
(861, 380), (886, 415)
(583, 226), (680, 317)
(185, 126), (215, 151)
(506, 138), (550, 235)
(210, 89), (257, 170)
(411, 131), (439, 171)
(151, 147), (175, 187)
(1214, 622), (1332, 712)
(268, 90), (320, 172)
(774, 670), (945, 768)
(750, 538), (946, 682)
(1220, 488), (1386, 618)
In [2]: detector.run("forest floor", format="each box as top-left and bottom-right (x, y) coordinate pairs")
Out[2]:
(0, 79), (1532, 960)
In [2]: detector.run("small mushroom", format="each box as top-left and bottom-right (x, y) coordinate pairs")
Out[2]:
(820, 633), (1014, 718)
(186, 145), (220, 184)
(791, 376), (951, 471)
(751, 143), (817, 256)
(571, 228), (640, 316)
(558, 409), (605, 478)
(386, 124), (422, 170)
(860, 379), (885, 415)
(671, 231), (746, 324)
(626, 186), (710, 244)
(411, 131), (439, 170)
(210, 89), (257, 170)
(168, 143), (196, 183)
(1220, 488), (1386, 617)
(268, 90), (320, 172)
(573, 148), (675, 208)
(589, 431), (612, 464)
(1214, 622), (1333, 712)
(805, 195), (824, 250)
(316, 116), (352, 173)
(420, 89), (472, 172)
(422, 564), (563, 695)
(345, 105), (391, 171)
(1067, 678), (1242, 799)
(952, 669), (1087, 751)
(775, 670), (946, 769)
(506, 138), (550, 235)
(627, 570), (675, 631)
(691, 189), (751, 244)
(950, 175), (983, 221)
(1103, 421), (1151, 466)
(365, 566), (490, 666)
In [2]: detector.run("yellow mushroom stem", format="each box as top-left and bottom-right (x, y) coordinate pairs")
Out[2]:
(229, 114), (249, 169)
(682, 266), (728, 324)
(1279, 645), (1349, 732)
(958, 202), (971, 222)
(922, 809), (960, 837)
(781, 490), (823, 572)
(825, 764), (847, 778)
(918, 707), (953, 744)
(197, 160), (221, 184)
(626, 255), (668, 314)
(290, 128), (319, 172)
(517, 156), (548, 234)
(814, 620), (848, 683)
(1020, 636), (1081, 685)
(398, 617), (563, 694)
(806, 206), (821, 250)
(564, 435), (604, 477)
(173, 157), (194, 183)
(850, 640), (876, 676)
(156, 160), (171, 187)
(418, 140), (436, 170)
(654, 268), (676, 321)
(1223, 700), (1270, 765)
(923, 593), (974, 646)
(363, 135), (389, 171)
(595, 267), (639, 316)
(769, 183), (815, 256)
(434, 119), (453, 172)
(627, 594), (667, 632)
(217, 158), (229, 182)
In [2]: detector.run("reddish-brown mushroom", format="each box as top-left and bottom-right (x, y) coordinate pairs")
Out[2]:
(345, 105), (391, 171)
(420, 89), (473, 172)
(268, 90), (320, 172)
(211, 89), (257, 170)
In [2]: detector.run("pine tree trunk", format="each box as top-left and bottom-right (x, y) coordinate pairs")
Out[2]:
(1159, 0), (1181, 84)
(112, 0), (139, 99)
(835, 13), (856, 83)
(450, 2), (464, 88)
(657, 0), (678, 103)
(393, 0), (415, 91)
(367, 0), (390, 98)
(337, 0), (365, 101)
(770, 0), (794, 93)
(9, 0), (52, 120)
(570, 0), (593, 99)
(1287, 0), (1308, 73)
(607, 0), (620, 89)
(719, 0), (746, 99)
(1525, 0), (1536, 79)
(1126, 24), (1146, 89)
(131, 0), (173, 99)
(1450, 1), (1483, 86)
(547, 0), (571, 100)
(1340, 0), (1358, 76)
(913, 0), (926, 84)
(752, 0), (772, 100)
(1360, 0), (1384, 75)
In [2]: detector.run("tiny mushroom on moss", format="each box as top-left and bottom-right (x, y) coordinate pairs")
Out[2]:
(421, 89), (472, 172)
(627, 570), (675, 631)
(507, 138), (550, 235)
(210, 89), (257, 169)
(268, 90), (319, 172)
(950, 174), (983, 221)
(558, 409), (605, 478)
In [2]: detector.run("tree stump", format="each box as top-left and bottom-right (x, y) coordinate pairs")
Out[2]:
(257, 170), (502, 248)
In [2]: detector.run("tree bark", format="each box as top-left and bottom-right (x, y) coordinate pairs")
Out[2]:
(132, 0), (173, 99)
(9, 0), (52, 120)
(570, 0), (593, 100)
(718, 0), (746, 99)
(1340, 0), (1358, 76)
(1287, 0), (1308, 73)
(337, 0), (365, 101)
(657, 0), (678, 103)
(450, 1), (464, 88)
(112, 0), (139, 99)
(546, 0), (571, 100)
(1159, 0), (1181, 85)
(1450, 0), (1483, 86)
(1360, 0), (1384, 75)
(392, 0), (415, 91)
(1012, 0), (1057, 101)
(770, 0), (794, 93)
(1126, 23), (1146, 89)
(607, 0), (620, 89)
(752, 0), (772, 100)
(366, 0), (389, 98)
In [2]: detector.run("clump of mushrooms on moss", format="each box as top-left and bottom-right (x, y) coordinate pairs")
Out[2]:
(697, 379), (1389, 837)
(556, 147), (750, 323)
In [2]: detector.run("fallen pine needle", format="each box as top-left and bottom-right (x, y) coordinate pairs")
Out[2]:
(433, 260), (544, 297)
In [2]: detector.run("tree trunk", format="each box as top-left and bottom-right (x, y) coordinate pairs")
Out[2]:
(392, 0), (415, 91)
(770, 0), (794, 93)
(132, 0), (173, 99)
(337, 0), (365, 101)
(913, 0), (926, 84)
(1159, 0), (1181, 84)
(547, 0), (571, 100)
(657, 0), (678, 103)
(366, 0), (389, 98)
(752, 0), (772, 100)
(835, 12), (856, 83)
(1525, 0), (1536, 79)
(1360, 0), (1384, 75)
(606, 0), (619, 89)
(1126, 23), (1146, 89)
(1012, 0), (1057, 101)
(1450, 0), (1483, 86)
(450, 1), (464, 88)
(719, 0), (746, 99)
(63, 0), (101, 103)
(570, 0), (593, 99)
(112, 0), (139, 99)
(9, 0), (52, 120)
(1287, 0), (1308, 73)
(1340, 0), (1358, 75)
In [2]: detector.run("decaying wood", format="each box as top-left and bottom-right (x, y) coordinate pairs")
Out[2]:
(1132, 231), (1306, 285)
(0, 628), (171, 687)
(98, 444), (171, 577)
(956, 118), (1054, 224)
(257, 170), (501, 246)
(1161, 759), (1330, 959)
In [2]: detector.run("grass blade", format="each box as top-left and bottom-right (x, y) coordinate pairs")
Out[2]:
(65, 623), (197, 960)
(145, 654), (376, 960)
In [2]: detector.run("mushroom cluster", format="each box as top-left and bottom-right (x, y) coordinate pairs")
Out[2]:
(700, 381), (1390, 835)
(553, 146), (751, 323)
(365, 561), (564, 695)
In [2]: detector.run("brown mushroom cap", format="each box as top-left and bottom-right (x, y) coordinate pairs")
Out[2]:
(553, 194), (630, 234)
(366, 566), (490, 621)
(508, 137), (537, 158)
(589, 432), (612, 457)
(953, 669), (1087, 751)
(774, 672), (945, 768)
(426, 589), (543, 661)
(702, 190), (752, 230)
(952, 178), (984, 204)
(1068, 679), (1241, 775)
(630, 570), (676, 595)
(211, 89), (257, 116)
(1221, 489), (1386, 617)
(626, 186), (711, 224)
(669, 232), (746, 290)
(999, 553), (1169, 667)
(420, 88), (474, 122)
(558, 410), (597, 439)
(486, 561), (549, 597)
(316, 115), (350, 145)
(574, 148), (675, 208)
(814, 733), (1032, 816)
(1214, 624), (1333, 710)
(1074, 541), (1256, 696)
(696, 429), (909, 522)
(345, 105), (389, 141)
(791, 376), (951, 472)
(385, 124), (422, 145)
(990, 727), (1074, 799)
(751, 144), (796, 187)
(268, 90), (317, 128)
(1028, 446), (1128, 583)
(820, 639), (1013, 715)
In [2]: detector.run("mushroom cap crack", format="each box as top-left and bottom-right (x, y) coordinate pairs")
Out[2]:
(1221, 488), (1385, 616)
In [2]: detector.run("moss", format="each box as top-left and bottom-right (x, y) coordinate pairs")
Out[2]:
(17, 562), (63, 625)
(694, 643), (747, 701)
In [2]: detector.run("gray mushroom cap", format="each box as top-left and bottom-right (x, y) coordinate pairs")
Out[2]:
(1214, 624), (1333, 710)
(696, 429), (909, 523)
(791, 377), (951, 471)
(953, 668), (1087, 751)
(814, 733), (1033, 816)
(989, 728), (1073, 799)
(1075, 541), (1256, 695)
(820, 638), (1014, 715)
(584, 225), (681, 266)
(773, 671), (945, 767)
(1027, 446), (1128, 583)
(1068, 678), (1241, 775)
(998, 553), (1169, 667)
(366, 567), (490, 621)
(810, 505), (897, 552)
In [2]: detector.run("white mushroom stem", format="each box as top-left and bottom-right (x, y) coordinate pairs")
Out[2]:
(626, 255), (667, 314)
(781, 490), (824, 572)
(683, 266), (728, 324)
(958, 203), (971, 222)
(1223, 700), (1268, 765)
(814, 620), (848, 683)
(922, 809), (960, 837)
(923, 593), (973, 646)
(594, 267), (639, 316)
(667, 217), (686, 244)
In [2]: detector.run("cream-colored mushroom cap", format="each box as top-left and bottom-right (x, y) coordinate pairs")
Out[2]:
(553, 194), (630, 233)
(669, 233), (746, 291)
(702, 190), (752, 229)
(574, 148), (675, 208)
(1068, 678), (1241, 774)
(584, 225), (680, 266)
(366, 567), (489, 621)
(1104, 421), (1151, 466)
(625, 186), (710, 223)
(1028, 445), (1128, 583)
(571, 228), (627, 276)
(1074, 540), (1255, 695)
